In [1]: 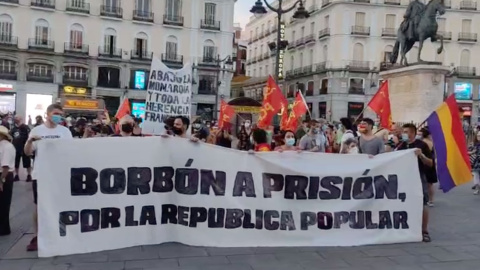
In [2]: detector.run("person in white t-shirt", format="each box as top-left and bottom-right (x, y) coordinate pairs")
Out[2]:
(23, 103), (73, 252)
(339, 117), (357, 153)
(0, 126), (16, 236)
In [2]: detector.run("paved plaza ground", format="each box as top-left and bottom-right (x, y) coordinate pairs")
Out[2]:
(1, 181), (479, 270)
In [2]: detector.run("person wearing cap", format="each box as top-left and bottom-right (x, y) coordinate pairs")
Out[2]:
(0, 126), (17, 236)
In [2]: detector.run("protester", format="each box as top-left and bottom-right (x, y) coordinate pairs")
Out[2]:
(34, 115), (43, 127)
(24, 103), (73, 251)
(339, 117), (356, 153)
(171, 116), (190, 138)
(216, 129), (232, 148)
(385, 134), (400, 152)
(357, 118), (385, 156)
(252, 129), (271, 152)
(112, 115), (137, 137)
(299, 120), (325, 152)
(71, 118), (87, 138)
(334, 122), (344, 153)
(0, 126), (16, 236)
(237, 124), (251, 151)
(10, 116), (32, 182)
(340, 138), (359, 154)
(469, 131), (480, 195)
(325, 124), (335, 153)
(274, 130), (300, 152)
(418, 127), (437, 205)
(397, 123), (433, 242)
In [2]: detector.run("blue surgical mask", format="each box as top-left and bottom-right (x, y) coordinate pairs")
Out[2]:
(322, 125), (328, 132)
(401, 133), (409, 142)
(286, 138), (295, 146)
(51, 115), (63, 124)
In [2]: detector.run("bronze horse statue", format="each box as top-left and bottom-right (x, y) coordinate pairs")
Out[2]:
(390, 0), (446, 66)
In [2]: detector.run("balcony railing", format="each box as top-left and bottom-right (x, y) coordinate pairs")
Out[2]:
(27, 71), (54, 83)
(347, 61), (370, 71)
(63, 74), (88, 85)
(295, 37), (305, 47)
(0, 35), (18, 47)
(0, 0), (19, 4)
(0, 70), (16, 80)
(133, 10), (154, 22)
(438, 31), (452, 40)
(315, 62), (327, 73)
(351, 26), (370, 35)
(321, 0), (331, 7)
(349, 87), (365, 95)
(100, 5), (123, 18)
(163, 14), (184, 26)
(64, 43), (89, 55)
(460, 0), (477, 10)
(28, 38), (55, 51)
(161, 53), (184, 65)
(198, 87), (216, 95)
(199, 56), (219, 66)
(66, 1), (89, 14)
(98, 46), (122, 58)
(304, 34), (315, 44)
(31, 0), (55, 9)
(131, 50), (153, 60)
(319, 28), (330, 39)
(201, 19), (221, 31)
(458, 32), (477, 42)
(303, 65), (313, 75)
(252, 56), (258, 63)
(381, 28), (396, 37)
(384, 0), (400, 5)
(287, 42), (295, 50)
(456, 66), (476, 77)
(353, 0), (370, 2)
(262, 52), (270, 60)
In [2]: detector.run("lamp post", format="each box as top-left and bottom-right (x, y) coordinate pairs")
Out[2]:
(214, 55), (233, 120)
(250, 0), (309, 85)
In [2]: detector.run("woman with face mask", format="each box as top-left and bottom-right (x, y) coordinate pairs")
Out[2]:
(112, 115), (137, 137)
(340, 138), (359, 154)
(274, 130), (301, 152)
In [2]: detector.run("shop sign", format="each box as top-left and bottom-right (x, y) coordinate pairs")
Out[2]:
(60, 86), (91, 96)
(233, 106), (262, 113)
(64, 99), (100, 110)
(0, 83), (13, 91)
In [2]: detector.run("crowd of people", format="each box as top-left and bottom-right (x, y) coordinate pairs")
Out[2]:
(1, 101), (477, 251)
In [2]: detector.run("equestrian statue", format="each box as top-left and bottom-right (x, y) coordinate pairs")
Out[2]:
(390, 0), (446, 66)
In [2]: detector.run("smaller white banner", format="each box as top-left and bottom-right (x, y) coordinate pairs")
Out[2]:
(142, 57), (192, 135)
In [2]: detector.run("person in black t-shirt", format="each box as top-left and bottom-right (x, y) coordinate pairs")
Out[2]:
(397, 123), (433, 242)
(9, 116), (32, 182)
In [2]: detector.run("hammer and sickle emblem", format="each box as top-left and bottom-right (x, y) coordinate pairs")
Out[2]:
(264, 86), (274, 99)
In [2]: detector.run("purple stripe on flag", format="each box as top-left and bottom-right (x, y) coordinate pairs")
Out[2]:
(427, 112), (456, 192)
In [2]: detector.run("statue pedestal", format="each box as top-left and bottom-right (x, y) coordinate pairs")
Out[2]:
(379, 64), (450, 123)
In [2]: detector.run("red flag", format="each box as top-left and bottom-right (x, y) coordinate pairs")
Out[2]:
(368, 80), (392, 130)
(115, 98), (131, 133)
(286, 91), (308, 131)
(258, 76), (288, 129)
(218, 99), (235, 129)
(280, 105), (289, 131)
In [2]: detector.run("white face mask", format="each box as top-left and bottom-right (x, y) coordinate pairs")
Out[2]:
(349, 147), (359, 154)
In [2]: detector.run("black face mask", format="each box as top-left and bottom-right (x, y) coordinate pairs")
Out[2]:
(121, 124), (133, 133)
(172, 127), (183, 135)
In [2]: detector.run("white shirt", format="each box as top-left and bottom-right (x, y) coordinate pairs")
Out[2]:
(0, 140), (15, 172)
(30, 124), (73, 179)
(339, 130), (355, 153)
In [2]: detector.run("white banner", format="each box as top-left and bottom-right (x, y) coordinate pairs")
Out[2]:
(142, 57), (192, 135)
(36, 137), (423, 257)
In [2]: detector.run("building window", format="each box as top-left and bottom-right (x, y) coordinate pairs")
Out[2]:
(348, 102), (364, 120)
(349, 78), (365, 95)
(69, 24), (84, 49)
(197, 104), (214, 120)
(306, 81), (314, 96)
(259, 67), (263, 76)
(134, 32), (148, 58)
(27, 63), (54, 82)
(130, 69), (149, 90)
(0, 15), (13, 42)
(34, 19), (50, 45)
(103, 28), (117, 54)
(198, 75), (216, 95)
(97, 67), (120, 88)
(320, 78), (328, 94)
(165, 0), (182, 18)
(136, 0), (151, 12)
(204, 3), (216, 23)
(288, 84), (295, 98)
(64, 66), (88, 83)
(319, 102), (327, 119)
(0, 59), (15, 73)
(166, 40), (178, 58)
(203, 42), (217, 61)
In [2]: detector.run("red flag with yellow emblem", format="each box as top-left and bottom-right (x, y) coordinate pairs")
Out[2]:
(286, 91), (308, 131)
(258, 76), (288, 129)
(280, 105), (289, 131)
(368, 80), (392, 130)
(218, 99), (235, 129)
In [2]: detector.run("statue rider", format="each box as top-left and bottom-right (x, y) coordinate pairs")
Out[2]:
(402, 0), (426, 41)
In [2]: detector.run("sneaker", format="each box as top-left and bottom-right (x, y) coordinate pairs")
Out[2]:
(474, 189), (480, 195)
(26, 175), (32, 182)
(13, 175), (19, 182)
(26, 236), (37, 252)
(427, 202), (434, 207)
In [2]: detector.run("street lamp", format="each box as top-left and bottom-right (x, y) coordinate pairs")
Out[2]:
(214, 55), (233, 120)
(250, 0), (309, 85)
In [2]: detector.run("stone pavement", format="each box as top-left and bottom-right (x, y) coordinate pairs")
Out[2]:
(1, 181), (480, 270)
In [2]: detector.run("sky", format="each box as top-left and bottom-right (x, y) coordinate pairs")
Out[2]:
(234, 1), (253, 29)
